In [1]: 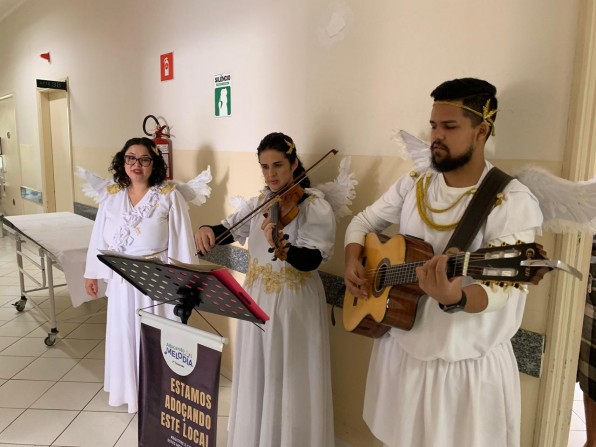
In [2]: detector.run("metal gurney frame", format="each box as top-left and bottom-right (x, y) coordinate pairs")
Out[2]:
(1, 212), (102, 346)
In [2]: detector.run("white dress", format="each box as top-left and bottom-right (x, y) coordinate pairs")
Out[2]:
(84, 183), (197, 413)
(345, 162), (544, 447)
(224, 189), (336, 447)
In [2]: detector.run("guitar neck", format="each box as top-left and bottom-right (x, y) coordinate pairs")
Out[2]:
(382, 253), (469, 287)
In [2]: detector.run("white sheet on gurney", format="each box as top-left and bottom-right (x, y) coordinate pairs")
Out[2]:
(4, 212), (105, 307)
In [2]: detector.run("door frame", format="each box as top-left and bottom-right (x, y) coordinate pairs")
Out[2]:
(534, 2), (596, 445)
(36, 77), (73, 213)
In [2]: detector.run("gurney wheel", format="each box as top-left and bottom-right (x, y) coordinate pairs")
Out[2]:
(44, 334), (56, 346)
(13, 299), (26, 312)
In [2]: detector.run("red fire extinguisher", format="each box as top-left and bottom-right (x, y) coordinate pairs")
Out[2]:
(143, 115), (173, 180)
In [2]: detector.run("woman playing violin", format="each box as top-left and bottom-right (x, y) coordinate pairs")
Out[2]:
(195, 132), (336, 447)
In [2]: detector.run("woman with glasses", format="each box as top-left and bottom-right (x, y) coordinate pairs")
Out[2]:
(83, 137), (208, 413)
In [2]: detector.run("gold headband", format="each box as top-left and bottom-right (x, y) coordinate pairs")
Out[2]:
(284, 139), (295, 154)
(152, 145), (160, 155)
(434, 99), (499, 136)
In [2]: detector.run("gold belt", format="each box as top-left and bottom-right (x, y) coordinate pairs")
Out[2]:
(245, 258), (311, 294)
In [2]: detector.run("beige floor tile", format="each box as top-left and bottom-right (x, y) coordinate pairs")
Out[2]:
(0, 336), (19, 351)
(13, 357), (78, 381)
(0, 380), (54, 408)
(84, 390), (128, 413)
(0, 321), (43, 337)
(0, 356), (37, 379)
(570, 410), (586, 431)
(568, 429), (587, 447)
(0, 307), (21, 322)
(31, 381), (103, 411)
(55, 309), (97, 324)
(114, 414), (137, 447)
(573, 400), (586, 423)
(64, 323), (106, 340)
(0, 286), (22, 297)
(0, 337), (51, 357)
(12, 307), (54, 324)
(25, 322), (81, 339)
(84, 340), (105, 359)
(40, 338), (101, 359)
(0, 408), (78, 445)
(60, 358), (104, 382)
(84, 312), (107, 324)
(53, 411), (134, 447)
(0, 407), (25, 432)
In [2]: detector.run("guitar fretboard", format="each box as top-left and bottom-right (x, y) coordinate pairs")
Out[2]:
(380, 253), (469, 288)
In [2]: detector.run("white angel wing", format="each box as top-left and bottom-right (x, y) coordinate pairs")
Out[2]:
(75, 166), (112, 203)
(392, 129), (431, 172)
(314, 156), (358, 219)
(515, 166), (596, 233)
(174, 166), (212, 206)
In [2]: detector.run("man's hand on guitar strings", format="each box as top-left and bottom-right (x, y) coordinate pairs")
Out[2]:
(416, 254), (463, 306)
(344, 258), (369, 299)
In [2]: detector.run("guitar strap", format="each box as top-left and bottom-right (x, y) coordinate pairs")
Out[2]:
(443, 167), (513, 254)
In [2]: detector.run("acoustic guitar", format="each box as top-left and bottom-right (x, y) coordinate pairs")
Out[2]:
(343, 233), (577, 338)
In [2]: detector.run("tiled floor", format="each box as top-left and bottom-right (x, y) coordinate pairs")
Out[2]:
(569, 382), (588, 447)
(0, 234), (230, 446)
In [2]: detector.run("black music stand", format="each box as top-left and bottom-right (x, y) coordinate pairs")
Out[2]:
(97, 251), (269, 325)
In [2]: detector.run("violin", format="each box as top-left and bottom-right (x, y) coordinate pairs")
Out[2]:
(210, 149), (338, 249)
(266, 184), (305, 261)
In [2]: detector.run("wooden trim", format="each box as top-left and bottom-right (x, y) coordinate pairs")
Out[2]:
(533, 1), (596, 445)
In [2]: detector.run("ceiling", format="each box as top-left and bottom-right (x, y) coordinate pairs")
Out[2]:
(0, 0), (25, 23)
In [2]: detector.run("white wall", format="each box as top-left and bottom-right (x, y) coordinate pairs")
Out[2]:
(0, 0), (579, 159)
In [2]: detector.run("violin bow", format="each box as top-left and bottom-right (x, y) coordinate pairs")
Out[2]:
(212, 149), (338, 247)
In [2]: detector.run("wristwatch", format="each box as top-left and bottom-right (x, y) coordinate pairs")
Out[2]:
(439, 291), (467, 313)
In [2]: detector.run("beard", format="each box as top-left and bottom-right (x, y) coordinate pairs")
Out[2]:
(430, 142), (474, 173)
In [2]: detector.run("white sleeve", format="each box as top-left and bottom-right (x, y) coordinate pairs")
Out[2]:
(477, 182), (543, 313)
(221, 196), (261, 245)
(167, 189), (198, 265)
(345, 174), (416, 247)
(294, 196), (336, 261)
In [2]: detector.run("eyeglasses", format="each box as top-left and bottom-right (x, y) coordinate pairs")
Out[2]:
(124, 155), (153, 167)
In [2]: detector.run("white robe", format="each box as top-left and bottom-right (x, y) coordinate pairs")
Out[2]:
(345, 162), (543, 447)
(224, 189), (336, 447)
(84, 184), (196, 413)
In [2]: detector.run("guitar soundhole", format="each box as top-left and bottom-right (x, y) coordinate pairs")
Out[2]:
(372, 259), (389, 297)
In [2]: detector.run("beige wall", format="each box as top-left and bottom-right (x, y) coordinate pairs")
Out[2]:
(0, 1), (583, 445)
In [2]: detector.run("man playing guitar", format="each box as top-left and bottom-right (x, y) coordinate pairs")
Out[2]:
(343, 78), (543, 447)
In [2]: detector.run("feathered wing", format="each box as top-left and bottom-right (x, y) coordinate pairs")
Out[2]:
(515, 166), (596, 233)
(392, 129), (431, 172)
(314, 156), (358, 219)
(75, 166), (113, 203)
(174, 166), (212, 206)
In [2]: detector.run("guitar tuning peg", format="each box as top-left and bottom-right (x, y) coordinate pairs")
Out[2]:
(513, 283), (520, 288)
(516, 240), (523, 245)
(501, 241), (508, 246)
(499, 281), (505, 288)
(487, 243), (494, 248)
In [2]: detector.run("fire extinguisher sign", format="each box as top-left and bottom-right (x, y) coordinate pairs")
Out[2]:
(214, 73), (231, 117)
(160, 52), (174, 81)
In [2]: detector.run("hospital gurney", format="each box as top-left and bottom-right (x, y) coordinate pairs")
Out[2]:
(1, 212), (104, 345)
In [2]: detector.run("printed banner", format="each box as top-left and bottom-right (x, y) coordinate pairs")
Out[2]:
(138, 311), (223, 447)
